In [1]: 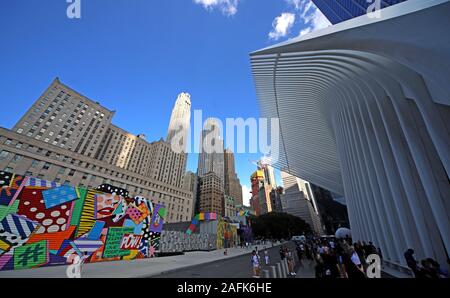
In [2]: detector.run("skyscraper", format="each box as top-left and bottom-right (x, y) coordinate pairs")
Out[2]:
(166, 92), (191, 153)
(259, 161), (277, 188)
(1, 78), (193, 223)
(197, 118), (225, 189)
(312, 0), (408, 24)
(281, 171), (324, 235)
(198, 172), (224, 216)
(224, 148), (243, 205)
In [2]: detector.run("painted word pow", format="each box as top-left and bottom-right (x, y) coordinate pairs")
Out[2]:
(0, 171), (165, 271)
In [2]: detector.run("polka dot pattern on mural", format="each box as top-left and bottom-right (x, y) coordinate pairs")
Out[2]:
(17, 188), (72, 234)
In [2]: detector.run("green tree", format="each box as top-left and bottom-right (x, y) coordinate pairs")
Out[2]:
(249, 212), (312, 240)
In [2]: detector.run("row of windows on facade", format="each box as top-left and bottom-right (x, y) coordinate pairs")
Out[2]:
(0, 141), (187, 197)
(0, 150), (189, 205)
(18, 91), (108, 153)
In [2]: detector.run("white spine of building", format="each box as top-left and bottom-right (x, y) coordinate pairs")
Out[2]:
(251, 0), (450, 267)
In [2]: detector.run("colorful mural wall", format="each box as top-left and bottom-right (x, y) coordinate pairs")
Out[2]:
(216, 219), (238, 249)
(0, 171), (166, 271)
(186, 212), (218, 235)
(184, 213), (238, 250)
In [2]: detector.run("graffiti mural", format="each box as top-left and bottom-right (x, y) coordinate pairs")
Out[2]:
(216, 219), (238, 249)
(186, 212), (218, 235)
(0, 171), (166, 271)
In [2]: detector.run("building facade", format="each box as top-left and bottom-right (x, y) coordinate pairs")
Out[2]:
(281, 172), (324, 235)
(166, 92), (191, 153)
(0, 78), (193, 223)
(223, 195), (238, 218)
(269, 187), (284, 213)
(251, 0), (450, 267)
(198, 172), (224, 216)
(197, 118), (225, 190)
(249, 161), (279, 216)
(146, 139), (187, 189)
(182, 171), (198, 217)
(224, 148), (243, 205)
(312, 0), (408, 24)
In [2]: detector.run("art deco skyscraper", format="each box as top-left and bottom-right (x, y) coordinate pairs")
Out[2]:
(197, 118), (225, 190)
(224, 148), (243, 205)
(166, 92), (191, 153)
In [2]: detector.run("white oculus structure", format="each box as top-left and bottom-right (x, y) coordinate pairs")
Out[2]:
(251, 0), (450, 269)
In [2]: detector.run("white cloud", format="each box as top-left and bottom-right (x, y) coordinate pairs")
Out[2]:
(242, 184), (252, 207)
(193, 0), (240, 16)
(269, 13), (296, 40)
(286, 0), (302, 10)
(294, 0), (331, 37)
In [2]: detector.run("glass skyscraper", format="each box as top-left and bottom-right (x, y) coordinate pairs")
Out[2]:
(311, 0), (408, 24)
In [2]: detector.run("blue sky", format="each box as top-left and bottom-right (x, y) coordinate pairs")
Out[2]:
(0, 0), (329, 205)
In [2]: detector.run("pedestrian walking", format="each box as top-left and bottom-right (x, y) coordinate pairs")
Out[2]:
(251, 250), (261, 278)
(264, 248), (270, 265)
(287, 249), (296, 276)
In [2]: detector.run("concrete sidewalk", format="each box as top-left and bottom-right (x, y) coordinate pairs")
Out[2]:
(0, 246), (266, 278)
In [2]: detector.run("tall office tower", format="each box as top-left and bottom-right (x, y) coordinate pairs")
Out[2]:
(197, 118), (225, 190)
(13, 78), (114, 157)
(166, 92), (191, 153)
(250, 170), (267, 215)
(281, 171), (324, 235)
(312, 0), (408, 24)
(249, 161), (279, 215)
(258, 161), (277, 188)
(1, 78), (193, 223)
(224, 148), (243, 205)
(198, 172), (224, 216)
(269, 187), (284, 213)
(182, 171), (198, 217)
(310, 184), (350, 235)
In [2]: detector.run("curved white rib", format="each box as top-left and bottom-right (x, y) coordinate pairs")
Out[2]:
(250, 0), (450, 266)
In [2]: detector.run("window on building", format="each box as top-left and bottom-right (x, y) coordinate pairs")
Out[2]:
(43, 163), (51, 170)
(12, 155), (23, 163)
(0, 150), (10, 160)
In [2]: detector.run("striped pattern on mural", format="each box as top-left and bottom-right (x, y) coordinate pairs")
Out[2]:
(25, 177), (60, 189)
(0, 214), (37, 239)
(75, 190), (98, 238)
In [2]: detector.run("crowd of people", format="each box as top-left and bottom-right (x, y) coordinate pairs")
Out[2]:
(248, 237), (450, 279)
(404, 248), (449, 279)
(295, 237), (382, 279)
(250, 245), (297, 278)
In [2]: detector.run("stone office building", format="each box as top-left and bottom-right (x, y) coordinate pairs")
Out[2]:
(0, 78), (193, 223)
